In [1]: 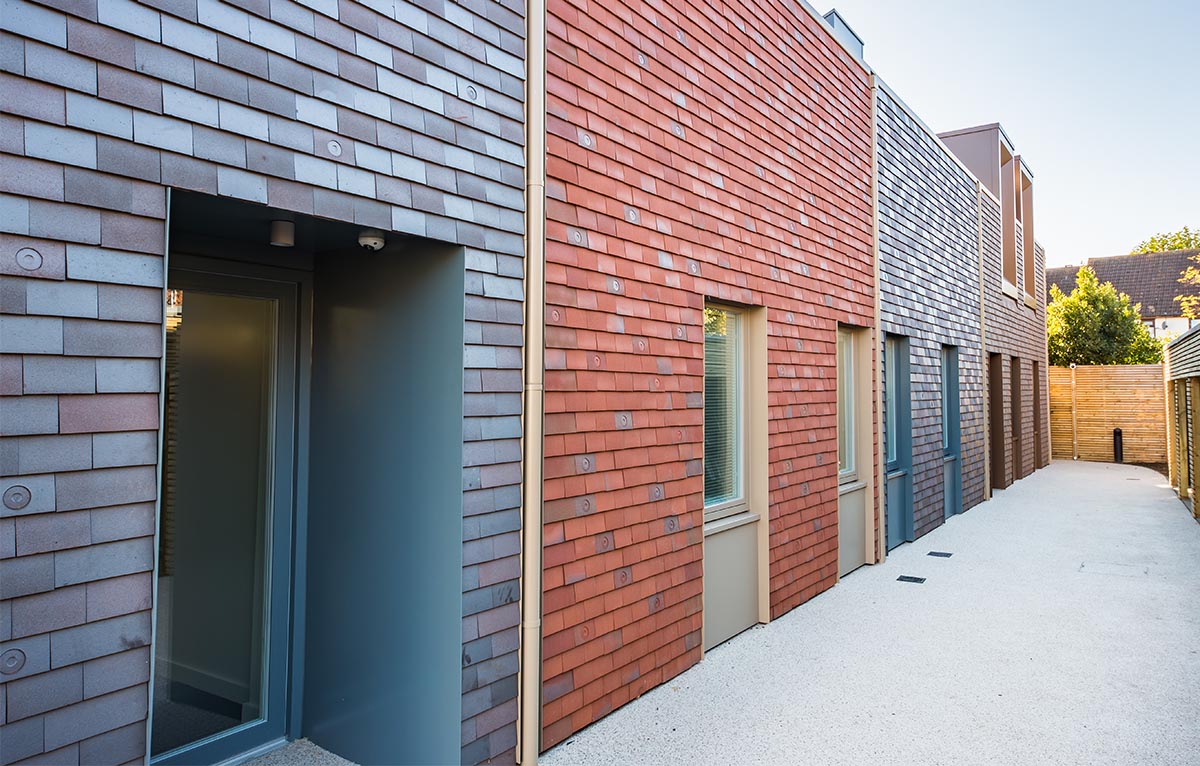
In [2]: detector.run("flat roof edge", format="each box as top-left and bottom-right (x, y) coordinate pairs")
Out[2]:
(936, 123), (1002, 140)
(937, 122), (1019, 156)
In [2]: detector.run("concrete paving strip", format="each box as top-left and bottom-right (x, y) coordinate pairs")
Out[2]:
(542, 460), (1200, 766)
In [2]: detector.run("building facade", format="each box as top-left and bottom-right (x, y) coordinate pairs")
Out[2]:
(1, 2), (1058, 765)
(1047, 249), (1200, 341)
(539, 0), (877, 750)
(0, 1), (525, 764)
(873, 81), (986, 548)
(940, 124), (1050, 490)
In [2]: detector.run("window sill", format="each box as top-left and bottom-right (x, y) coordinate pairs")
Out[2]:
(1000, 280), (1021, 301)
(1023, 293), (1036, 310)
(838, 479), (867, 496)
(704, 510), (759, 536)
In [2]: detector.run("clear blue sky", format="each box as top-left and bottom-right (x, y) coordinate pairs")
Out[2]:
(824, 0), (1200, 267)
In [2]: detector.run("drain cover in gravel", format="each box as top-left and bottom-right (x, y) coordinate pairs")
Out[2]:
(1078, 561), (1149, 577)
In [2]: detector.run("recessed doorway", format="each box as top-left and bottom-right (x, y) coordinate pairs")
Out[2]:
(152, 192), (466, 765)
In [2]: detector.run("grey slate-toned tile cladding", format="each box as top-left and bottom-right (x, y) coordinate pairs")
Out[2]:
(0, 1), (525, 763)
(979, 195), (1050, 486)
(875, 89), (985, 538)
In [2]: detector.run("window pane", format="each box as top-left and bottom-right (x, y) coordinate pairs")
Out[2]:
(155, 289), (275, 756)
(941, 347), (952, 451)
(837, 329), (854, 477)
(704, 307), (741, 507)
(885, 337), (898, 463)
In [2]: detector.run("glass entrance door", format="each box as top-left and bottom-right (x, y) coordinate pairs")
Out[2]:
(153, 266), (300, 765)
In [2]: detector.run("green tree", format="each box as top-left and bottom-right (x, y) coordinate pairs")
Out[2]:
(1131, 225), (1200, 253)
(1047, 266), (1163, 365)
(1165, 226), (1200, 318)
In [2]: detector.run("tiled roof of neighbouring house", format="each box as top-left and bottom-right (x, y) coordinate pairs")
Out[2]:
(1046, 249), (1200, 318)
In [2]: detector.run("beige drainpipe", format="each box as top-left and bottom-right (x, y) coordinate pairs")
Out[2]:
(869, 75), (885, 563)
(518, 0), (547, 758)
(976, 182), (991, 496)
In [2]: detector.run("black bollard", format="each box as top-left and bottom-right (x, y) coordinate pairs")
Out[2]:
(1113, 428), (1123, 463)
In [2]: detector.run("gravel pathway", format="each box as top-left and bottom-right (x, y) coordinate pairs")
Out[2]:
(542, 460), (1200, 766)
(243, 739), (355, 766)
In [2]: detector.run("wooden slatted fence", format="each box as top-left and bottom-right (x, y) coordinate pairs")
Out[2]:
(1049, 364), (1167, 463)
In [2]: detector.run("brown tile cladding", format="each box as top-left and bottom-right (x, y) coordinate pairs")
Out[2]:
(979, 194), (1050, 488)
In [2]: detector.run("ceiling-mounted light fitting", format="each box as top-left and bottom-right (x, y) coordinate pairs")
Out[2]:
(358, 228), (385, 251)
(270, 220), (295, 247)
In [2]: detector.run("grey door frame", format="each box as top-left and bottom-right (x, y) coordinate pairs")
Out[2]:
(884, 335), (913, 549)
(988, 353), (1006, 491)
(150, 254), (313, 766)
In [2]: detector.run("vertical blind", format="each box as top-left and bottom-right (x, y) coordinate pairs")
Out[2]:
(704, 307), (741, 507)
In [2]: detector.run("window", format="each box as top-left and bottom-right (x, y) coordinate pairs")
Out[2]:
(704, 306), (743, 518)
(1021, 166), (1035, 298)
(941, 345), (959, 454)
(1000, 145), (1019, 290)
(837, 328), (855, 482)
(884, 336), (901, 465)
(942, 350), (951, 451)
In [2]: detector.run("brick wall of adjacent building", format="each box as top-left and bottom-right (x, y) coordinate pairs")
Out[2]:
(979, 195), (1050, 490)
(875, 86), (986, 537)
(0, 1), (524, 763)
(540, 0), (874, 749)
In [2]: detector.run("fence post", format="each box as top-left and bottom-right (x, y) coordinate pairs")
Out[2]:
(1070, 364), (1078, 460)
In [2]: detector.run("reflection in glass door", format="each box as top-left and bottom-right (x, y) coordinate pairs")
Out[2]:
(153, 269), (298, 764)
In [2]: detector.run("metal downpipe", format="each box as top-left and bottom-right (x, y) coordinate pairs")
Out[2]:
(517, 0), (547, 758)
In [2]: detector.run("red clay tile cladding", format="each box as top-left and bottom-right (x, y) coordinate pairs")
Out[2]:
(542, 0), (876, 748)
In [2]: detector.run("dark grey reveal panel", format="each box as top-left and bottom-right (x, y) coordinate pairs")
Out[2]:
(305, 244), (464, 764)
